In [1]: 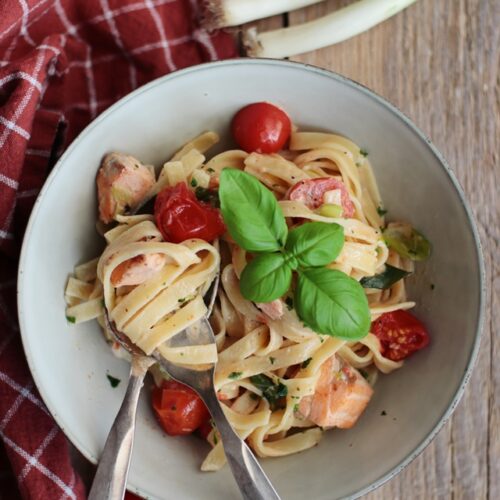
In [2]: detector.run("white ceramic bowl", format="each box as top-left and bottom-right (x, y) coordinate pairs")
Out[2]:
(18, 59), (485, 500)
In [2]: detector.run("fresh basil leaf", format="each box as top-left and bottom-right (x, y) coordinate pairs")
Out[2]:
(383, 224), (431, 261)
(295, 268), (370, 340)
(285, 222), (344, 267)
(219, 169), (287, 252)
(360, 264), (410, 289)
(250, 374), (288, 410)
(240, 253), (292, 303)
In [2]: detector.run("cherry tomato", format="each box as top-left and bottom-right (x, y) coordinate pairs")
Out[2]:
(287, 177), (355, 218)
(154, 183), (225, 243)
(197, 418), (213, 440)
(231, 102), (292, 153)
(372, 310), (430, 361)
(152, 380), (210, 436)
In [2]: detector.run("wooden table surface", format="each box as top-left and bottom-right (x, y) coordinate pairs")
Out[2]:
(249, 0), (499, 498)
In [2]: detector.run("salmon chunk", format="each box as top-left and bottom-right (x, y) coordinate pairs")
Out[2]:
(256, 299), (284, 321)
(110, 253), (166, 287)
(297, 356), (373, 429)
(97, 153), (155, 223)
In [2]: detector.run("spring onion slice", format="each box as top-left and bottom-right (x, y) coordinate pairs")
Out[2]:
(244, 0), (418, 58)
(202, 0), (325, 29)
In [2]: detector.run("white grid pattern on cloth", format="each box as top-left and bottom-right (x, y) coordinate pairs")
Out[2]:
(17, 188), (41, 198)
(0, 372), (48, 416)
(54, 0), (98, 118)
(0, 431), (76, 499)
(192, 28), (218, 61)
(58, 470), (77, 500)
(0, 117), (30, 141)
(0, 230), (14, 240)
(0, 188), (19, 241)
(0, 173), (19, 190)
(17, 425), (59, 482)
(0, 71), (43, 91)
(144, 0), (177, 71)
(98, 0), (137, 90)
(18, 0), (37, 48)
(0, 0), (51, 41)
(0, 50), (46, 148)
(25, 148), (50, 157)
(0, 381), (35, 432)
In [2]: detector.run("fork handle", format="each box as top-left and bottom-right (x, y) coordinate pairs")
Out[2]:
(202, 392), (281, 500)
(88, 356), (151, 500)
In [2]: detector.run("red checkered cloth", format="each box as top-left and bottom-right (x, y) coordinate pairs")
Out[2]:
(0, 1), (236, 498)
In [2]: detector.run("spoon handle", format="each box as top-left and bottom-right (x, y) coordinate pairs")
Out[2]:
(88, 356), (152, 500)
(202, 392), (281, 500)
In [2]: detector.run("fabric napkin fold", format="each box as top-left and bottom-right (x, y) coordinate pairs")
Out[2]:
(0, 1), (236, 497)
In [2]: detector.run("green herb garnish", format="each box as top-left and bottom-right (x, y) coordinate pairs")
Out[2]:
(250, 374), (288, 410)
(207, 167), (215, 173)
(106, 374), (121, 388)
(195, 187), (220, 207)
(269, 357), (276, 365)
(360, 264), (411, 290)
(219, 169), (370, 341)
(228, 371), (243, 380)
(285, 296), (294, 310)
(66, 315), (76, 324)
(360, 149), (369, 157)
(190, 178), (198, 187)
(301, 357), (312, 369)
(377, 206), (387, 216)
(383, 223), (431, 261)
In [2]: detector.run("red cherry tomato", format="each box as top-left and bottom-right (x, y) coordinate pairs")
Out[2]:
(287, 177), (355, 218)
(197, 418), (213, 440)
(231, 102), (292, 154)
(154, 183), (225, 243)
(372, 310), (430, 361)
(152, 380), (210, 436)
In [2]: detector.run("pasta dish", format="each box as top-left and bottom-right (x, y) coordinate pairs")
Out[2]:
(65, 102), (431, 471)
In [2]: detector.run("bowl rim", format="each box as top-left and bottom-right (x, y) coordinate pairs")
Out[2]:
(17, 58), (486, 500)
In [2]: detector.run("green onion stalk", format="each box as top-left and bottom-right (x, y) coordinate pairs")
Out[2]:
(243, 0), (418, 58)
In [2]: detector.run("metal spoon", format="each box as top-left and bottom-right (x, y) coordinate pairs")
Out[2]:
(89, 276), (281, 500)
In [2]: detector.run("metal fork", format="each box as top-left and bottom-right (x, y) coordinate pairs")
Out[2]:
(89, 276), (281, 500)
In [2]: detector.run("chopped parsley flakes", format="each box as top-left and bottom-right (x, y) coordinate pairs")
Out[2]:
(301, 357), (312, 369)
(106, 374), (121, 388)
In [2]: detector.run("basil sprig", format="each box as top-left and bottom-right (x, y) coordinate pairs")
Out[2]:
(219, 169), (370, 340)
(360, 264), (411, 290)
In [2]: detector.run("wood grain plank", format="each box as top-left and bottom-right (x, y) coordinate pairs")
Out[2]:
(285, 0), (499, 498)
